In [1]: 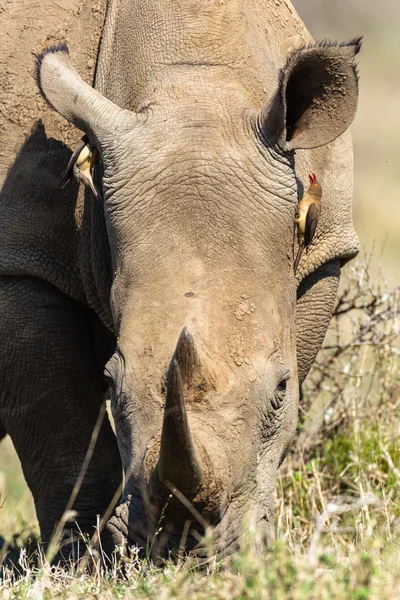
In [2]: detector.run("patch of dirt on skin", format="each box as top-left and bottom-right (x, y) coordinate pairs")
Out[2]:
(233, 296), (256, 321)
(229, 331), (251, 367)
(0, 0), (106, 184)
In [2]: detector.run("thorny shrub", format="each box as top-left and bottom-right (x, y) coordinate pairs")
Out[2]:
(276, 254), (400, 551)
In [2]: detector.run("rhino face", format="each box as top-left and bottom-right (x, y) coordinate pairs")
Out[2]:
(37, 39), (360, 556)
(100, 100), (299, 554)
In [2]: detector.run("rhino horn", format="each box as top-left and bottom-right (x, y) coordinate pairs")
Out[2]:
(157, 357), (202, 494)
(173, 327), (214, 396)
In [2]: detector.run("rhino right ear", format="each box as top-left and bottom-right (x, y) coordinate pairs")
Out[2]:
(259, 37), (362, 151)
(37, 44), (135, 147)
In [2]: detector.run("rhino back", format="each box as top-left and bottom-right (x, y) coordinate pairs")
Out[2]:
(0, 0), (106, 303)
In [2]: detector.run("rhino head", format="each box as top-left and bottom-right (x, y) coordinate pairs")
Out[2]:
(37, 38), (360, 557)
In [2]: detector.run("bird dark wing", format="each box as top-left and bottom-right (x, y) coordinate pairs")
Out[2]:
(61, 135), (88, 189)
(305, 202), (320, 247)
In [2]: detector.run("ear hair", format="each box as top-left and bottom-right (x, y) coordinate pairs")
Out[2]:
(36, 43), (70, 100)
(278, 37), (362, 93)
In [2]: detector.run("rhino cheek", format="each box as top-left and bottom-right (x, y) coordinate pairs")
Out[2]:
(296, 260), (340, 384)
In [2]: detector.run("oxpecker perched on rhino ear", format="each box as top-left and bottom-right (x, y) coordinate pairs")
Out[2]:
(61, 135), (101, 201)
(294, 174), (323, 273)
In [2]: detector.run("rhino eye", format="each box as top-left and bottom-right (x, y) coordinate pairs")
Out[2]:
(271, 375), (289, 411)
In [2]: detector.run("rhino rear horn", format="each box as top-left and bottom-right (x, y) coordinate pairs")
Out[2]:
(173, 327), (214, 397)
(157, 359), (202, 494)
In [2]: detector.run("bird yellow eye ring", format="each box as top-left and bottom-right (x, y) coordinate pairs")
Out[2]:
(313, 183), (317, 187)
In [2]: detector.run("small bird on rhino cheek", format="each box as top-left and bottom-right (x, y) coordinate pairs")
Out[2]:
(294, 173), (322, 274)
(61, 134), (101, 201)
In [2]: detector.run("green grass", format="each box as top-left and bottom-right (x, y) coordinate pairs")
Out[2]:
(1, 528), (400, 599)
(0, 437), (37, 547)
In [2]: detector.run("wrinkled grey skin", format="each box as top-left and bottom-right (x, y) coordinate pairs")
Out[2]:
(0, 0), (360, 558)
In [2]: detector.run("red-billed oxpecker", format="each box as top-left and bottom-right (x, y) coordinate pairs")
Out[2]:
(61, 134), (101, 201)
(294, 173), (322, 273)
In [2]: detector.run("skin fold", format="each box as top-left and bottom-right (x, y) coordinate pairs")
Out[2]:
(0, 0), (360, 559)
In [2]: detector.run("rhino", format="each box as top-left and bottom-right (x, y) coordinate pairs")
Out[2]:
(0, 0), (361, 558)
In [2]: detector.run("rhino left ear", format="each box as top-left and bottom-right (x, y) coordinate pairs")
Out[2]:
(260, 37), (362, 151)
(37, 43), (136, 148)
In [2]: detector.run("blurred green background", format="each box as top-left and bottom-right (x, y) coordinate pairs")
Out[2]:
(1, 0), (399, 541)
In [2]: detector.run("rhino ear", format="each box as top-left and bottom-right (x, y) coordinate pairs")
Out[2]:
(36, 44), (135, 146)
(260, 37), (362, 151)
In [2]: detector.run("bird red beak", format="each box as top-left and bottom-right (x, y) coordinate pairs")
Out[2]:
(308, 173), (317, 184)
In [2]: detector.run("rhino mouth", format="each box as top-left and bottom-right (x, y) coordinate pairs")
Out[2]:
(105, 489), (272, 561)
(104, 488), (206, 558)
(104, 466), (228, 560)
